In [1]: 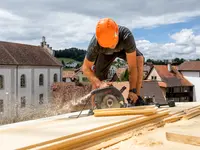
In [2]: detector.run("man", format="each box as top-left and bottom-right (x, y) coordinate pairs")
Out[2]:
(82, 18), (145, 113)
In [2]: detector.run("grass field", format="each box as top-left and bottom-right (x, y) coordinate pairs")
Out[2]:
(57, 57), (80, 63)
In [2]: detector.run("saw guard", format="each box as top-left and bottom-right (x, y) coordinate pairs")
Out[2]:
(94, 86), (125, 109)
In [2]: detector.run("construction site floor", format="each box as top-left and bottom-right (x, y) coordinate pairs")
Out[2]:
(1, 102), (200, 149)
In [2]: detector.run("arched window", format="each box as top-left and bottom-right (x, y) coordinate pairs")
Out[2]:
(20, 74), (26, 88)
(53, 74), (58, 82)
(39, 74), (44, 86)
(0, 75), (4, 89)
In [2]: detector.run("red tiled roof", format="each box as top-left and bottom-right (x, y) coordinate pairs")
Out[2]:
(178, 61), (200, 71)
(154, 65), (193, 87)
(0, 41), (62, 66)
(62, 71), (75, 78)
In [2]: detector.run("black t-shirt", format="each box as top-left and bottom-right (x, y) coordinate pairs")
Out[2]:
(86, 25), (137, 62)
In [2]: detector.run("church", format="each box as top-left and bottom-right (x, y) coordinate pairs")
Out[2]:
(0, 37), (62, 118)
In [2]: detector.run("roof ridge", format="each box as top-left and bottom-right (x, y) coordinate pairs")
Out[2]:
(0, 40), (39, 48)
(1, 44), (19, 64)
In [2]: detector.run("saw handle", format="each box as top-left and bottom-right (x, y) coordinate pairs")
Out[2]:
(119, 86), (126, 93)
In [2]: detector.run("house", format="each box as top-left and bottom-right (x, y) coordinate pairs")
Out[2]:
(140, 80), (166, 104)
(74, 67), (88, 82)
(65, 62), (79, 68)
(111, 67), (128, 81)
(62, 70), (75, 82)
(145, 64), (194, 102)
(0, 37), (62, 118)
(112, 80), (166, 104)
(143, 63), (153, 79)
(178, 61), (200, 102)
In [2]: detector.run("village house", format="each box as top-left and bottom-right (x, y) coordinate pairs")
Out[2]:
(0, 37), (62, 118)
(178, 61), (200, 102)
(62, 70), (75, 82)
(143, 62), (153, 79)
(111, 67), (128, 81)
(145, 63), (194, 102)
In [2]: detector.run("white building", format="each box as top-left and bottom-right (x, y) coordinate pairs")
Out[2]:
(0, 37), (62, 118)
(65, 62), (78, 68)
(178, 61), (200, 102)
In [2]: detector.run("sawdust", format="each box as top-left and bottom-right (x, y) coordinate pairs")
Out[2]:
(104, 135), (163, 150)
(103, 120), (165, 150)
(71, 93), (92, 106)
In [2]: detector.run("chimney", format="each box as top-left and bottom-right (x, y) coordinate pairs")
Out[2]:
(167, 59), (172, 72)
(41, 36), (46, 47)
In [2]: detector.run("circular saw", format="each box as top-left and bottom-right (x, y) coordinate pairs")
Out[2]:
(70, 85), (127, 118)
(93, 85), (126, 109)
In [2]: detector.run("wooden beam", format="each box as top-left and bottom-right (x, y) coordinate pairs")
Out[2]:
(94, 108), (158, 117)
(182, 109), (200, 120)
(93, 105), (156, 112)
(166, 132), (200, 146)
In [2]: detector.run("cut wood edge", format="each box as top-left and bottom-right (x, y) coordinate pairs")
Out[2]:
(166, 132), (200, 146)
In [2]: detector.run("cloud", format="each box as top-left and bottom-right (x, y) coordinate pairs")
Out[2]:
(137, 29), (200, 60)
(0, 0), (200, 59)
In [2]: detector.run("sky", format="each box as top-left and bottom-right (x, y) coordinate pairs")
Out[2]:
(0, 0), (200, 60)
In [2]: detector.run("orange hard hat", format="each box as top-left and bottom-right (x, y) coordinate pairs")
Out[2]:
(96, 18), (119, 48)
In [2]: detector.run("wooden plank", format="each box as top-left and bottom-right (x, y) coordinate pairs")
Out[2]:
(182, 110), (200, 120)
(166, 132), (200, 146)
(94, 108), (158, 117)
(93, 105), (156, 112)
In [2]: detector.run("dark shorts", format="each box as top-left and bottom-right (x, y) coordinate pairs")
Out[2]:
(94, 49), (144, 81)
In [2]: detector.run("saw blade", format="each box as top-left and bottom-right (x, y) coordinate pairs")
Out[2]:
(94, 86), (125, 109)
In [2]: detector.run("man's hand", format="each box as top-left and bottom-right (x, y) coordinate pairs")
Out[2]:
(93, 81), (112, 89)
(128, 92), (138, 103)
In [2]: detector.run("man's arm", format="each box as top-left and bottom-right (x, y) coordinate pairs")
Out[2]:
(126, 51), (137, 91)
(82, 57), (101, 88)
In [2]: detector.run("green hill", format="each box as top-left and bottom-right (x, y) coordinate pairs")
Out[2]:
(57, 57), (80, 64)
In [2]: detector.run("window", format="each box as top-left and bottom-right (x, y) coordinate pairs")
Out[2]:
(174, 87), (181, 93)
(21, 96), (26, 108)
(151, 76), (157, 80)
(39, 94), (44, 104)
(20, 74), (26, 88)
(0, 75), (4, 89)
(39, 74), (44, 86)
(53, 74), (58, 82)
(0, 100), (3, 113)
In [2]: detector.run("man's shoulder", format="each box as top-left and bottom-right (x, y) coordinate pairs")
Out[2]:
(118, 25), (133, 38)
(89, 34), (98, 46)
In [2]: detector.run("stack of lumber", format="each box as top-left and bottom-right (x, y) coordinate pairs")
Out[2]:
(17, 105), (200, 150)
(17, 106), (169, 150)
(163, 105), (200, 123)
